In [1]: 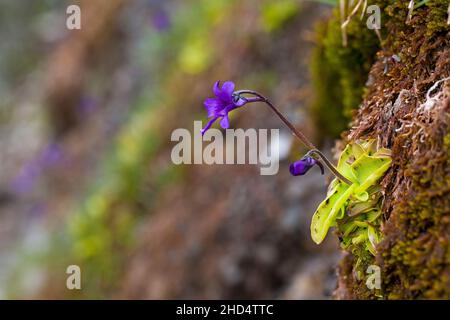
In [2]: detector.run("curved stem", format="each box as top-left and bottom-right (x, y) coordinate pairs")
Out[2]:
(235, 90), (352, 185)
(235, 90), (316, 149)
(307, 150), (352, 185)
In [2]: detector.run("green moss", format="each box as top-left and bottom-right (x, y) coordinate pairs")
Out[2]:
(380, 131), (450, 299)
(310, 0), (449, 142)
(380, 0), (449, 36)
(310, 4), (379, 140)
(310, 22), (349, 139)
(424, 0), (450, 35)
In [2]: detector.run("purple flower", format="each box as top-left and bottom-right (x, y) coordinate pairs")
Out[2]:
(77, 96), (97, 116)
(289, 156), (324, 176)
(10, 142), (65, 195)
(40, 143), (63, 167)
(201, 81), (247, 135)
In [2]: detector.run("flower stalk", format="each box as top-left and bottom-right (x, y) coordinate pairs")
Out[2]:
(201, 81), (352, 185)
(234, 90), (352, 185)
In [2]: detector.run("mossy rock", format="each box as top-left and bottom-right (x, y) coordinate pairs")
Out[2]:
(311, 1), (450, 299)
(310, 2), (380, 140)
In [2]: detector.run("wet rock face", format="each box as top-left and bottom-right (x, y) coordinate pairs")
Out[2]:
(334, 7), (450, 299)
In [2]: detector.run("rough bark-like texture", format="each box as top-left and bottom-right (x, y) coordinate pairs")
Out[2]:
(328, 2), (449, 299)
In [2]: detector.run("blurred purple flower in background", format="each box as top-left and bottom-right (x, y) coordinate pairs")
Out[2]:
(151, 9), (171, 32)
(201, 81), (247, 135)
(10, 143), (64, 195)
(289, 156), (324, 176)
(40, 143), (64, 167)
(29, 202), (48, 219)
(77, 96), (97, 116)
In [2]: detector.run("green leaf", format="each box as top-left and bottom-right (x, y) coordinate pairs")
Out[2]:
(367, 226), (380, 255)
(311, 182), (356, 244)
(352, 153), (392, 194)
(310, 140), (392, 247)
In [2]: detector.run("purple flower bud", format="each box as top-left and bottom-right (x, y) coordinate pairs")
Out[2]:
(201, 81), (247, 135)
(289, 156), (324, 176)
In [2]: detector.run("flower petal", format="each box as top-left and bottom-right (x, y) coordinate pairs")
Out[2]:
(219, 114), (230, 129)
(316, 160), (325, 175)
(218, 103), (235, 117)
(201, 117), (218, 136)
(221, 81), (235, 96)
(289, 161), (307, 176)
(215, 81), (234, 104)
(204, 98), (222, 117)
(213, 81), (221, 97)
(233, 96), (247, 107)
(289, 157), (317, 176)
